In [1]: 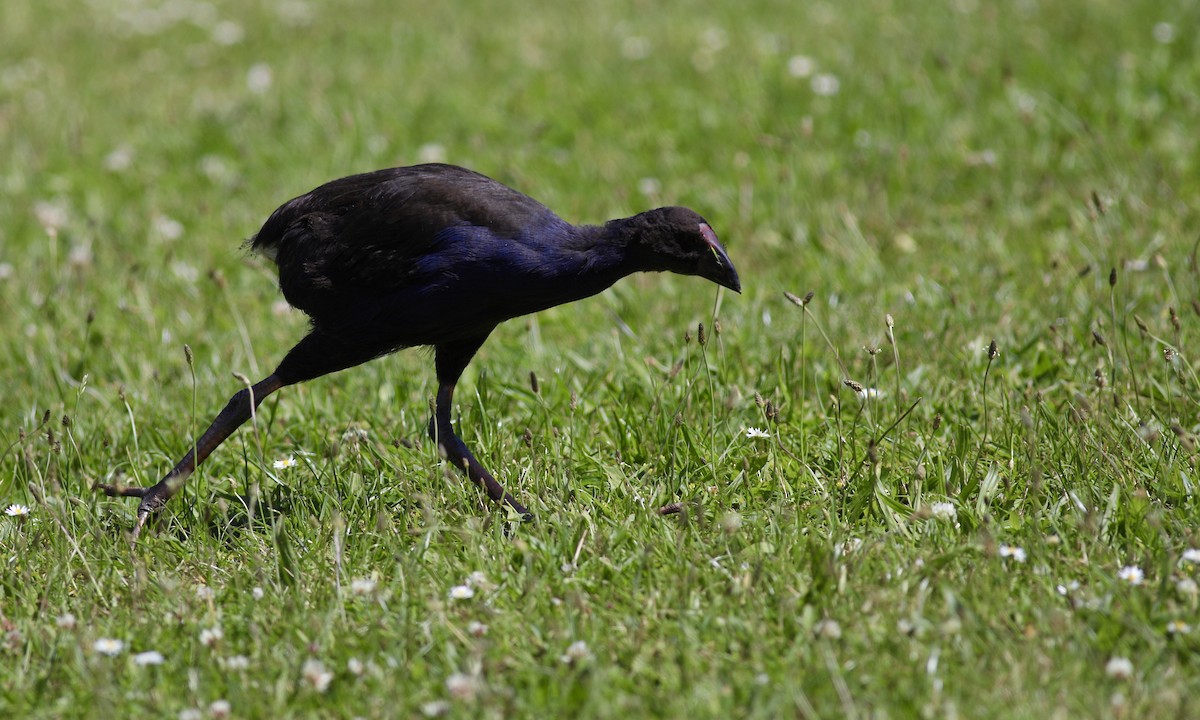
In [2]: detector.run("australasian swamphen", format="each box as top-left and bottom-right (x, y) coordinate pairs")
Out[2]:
(98, 163), (741, 537)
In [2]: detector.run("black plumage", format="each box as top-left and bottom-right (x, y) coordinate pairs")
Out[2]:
(100, 163), (741, 536)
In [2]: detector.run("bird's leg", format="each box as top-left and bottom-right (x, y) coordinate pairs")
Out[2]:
(429, 336), (531, 520)
(428, 383), (530, 519)
(98, 329), (378, 540)
(97, 374), (285, 539)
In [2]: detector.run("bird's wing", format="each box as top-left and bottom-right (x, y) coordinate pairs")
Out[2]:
(251, 165), (561, 318)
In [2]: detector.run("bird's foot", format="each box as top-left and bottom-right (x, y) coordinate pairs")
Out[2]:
(94, 480), (173, 541)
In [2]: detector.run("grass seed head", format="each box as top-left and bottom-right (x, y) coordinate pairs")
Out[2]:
(1092, 330), (1107, 347)
(844, 379), (865, 394)
(1109, 267), (1117, 287)
(529, 370), (539, 394)
(698, 322), (706, 346)
(987, 339), (999, 360)
(1169, 307), (1180, 333)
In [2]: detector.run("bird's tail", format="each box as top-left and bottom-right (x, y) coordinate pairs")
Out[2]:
(243, 234), (279, 263)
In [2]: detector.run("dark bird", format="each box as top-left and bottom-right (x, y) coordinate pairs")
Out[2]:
(98, 163), (741, 537)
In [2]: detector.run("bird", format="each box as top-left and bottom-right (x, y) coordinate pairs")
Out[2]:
(97, 163), (741, 538)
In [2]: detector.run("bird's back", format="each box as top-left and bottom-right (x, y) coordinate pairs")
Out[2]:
(250, 164), (566, 342)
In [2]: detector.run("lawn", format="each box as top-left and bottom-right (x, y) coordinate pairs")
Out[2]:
(2, 0), (1199, 717)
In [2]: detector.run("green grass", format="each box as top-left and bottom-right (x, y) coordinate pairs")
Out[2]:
(3, 0), (1200, 716)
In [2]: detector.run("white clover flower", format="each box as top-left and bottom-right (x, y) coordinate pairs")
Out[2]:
(811, 73), (840, 96)
(999, 545), (1027, 563)
(1118, 566), (1144, 585)
(209, 700), (231, 719)
(1178, 578), (1199, 596)
(467, 621), (488, 637)
(449, 585), (474, 600)
(813, 619), (842, 639)
(416, 143), (447, 164)
(928, 502), (956, 522)
(348, 657), (365, 676)
(195, 585), (214, 601)
(93, 638), (124, 656)
(342, 427), (369, 443)
(56, 613), (77, 630)
(246, 63), (273, 94)
(179, 709), (203, 720)
(421, 700), (451, 717)
(787, 55), (815, 78)
(133, 650), (165, 666)
(445, 672), (478, 700)
(1152, 22), (1175, 44)
(5, 504), (31, 517)
(745, 427), (770, 439)
(302, 659), (333, 693)
(620, 36), (651, 60)
(1181, 548), (1200, 564)
(1056, 580), (1080, 596)
(560, 640), (592, 664)
(252, 586), (264, 600)
(350, 577), (376, 596)
(1105, 656), (1134, 680)
(637, 177), (661, 197)
(154, 215), (183, 241)
(211, 20), (244, 46)
(199, 626), (224, 647)
(273, 456), (297, 470)
(466, 571), (490, 589)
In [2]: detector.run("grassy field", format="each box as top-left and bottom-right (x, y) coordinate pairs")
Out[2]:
(3, 0), (1200, 716)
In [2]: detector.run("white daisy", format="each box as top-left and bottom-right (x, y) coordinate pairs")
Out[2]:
(5, 504), (31, 517)
(1118, 566), (1144, 585)
(93, 638), (124, 656)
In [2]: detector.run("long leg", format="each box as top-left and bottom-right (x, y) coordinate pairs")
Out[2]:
(428, 335), (531, 520)
(97, 329), (382, 538)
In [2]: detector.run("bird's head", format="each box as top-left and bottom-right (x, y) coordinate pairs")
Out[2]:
(624, 207), (741, 293)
